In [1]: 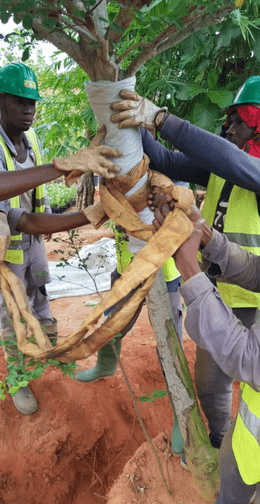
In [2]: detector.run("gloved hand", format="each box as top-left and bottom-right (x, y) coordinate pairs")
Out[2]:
(110, 90), (167, 137)
(52, 126), (121, 186)
(0, 212), (10, 262)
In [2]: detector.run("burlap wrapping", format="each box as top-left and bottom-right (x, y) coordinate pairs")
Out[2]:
(0, 263), (52, 356)
(0, 159), (194, 362)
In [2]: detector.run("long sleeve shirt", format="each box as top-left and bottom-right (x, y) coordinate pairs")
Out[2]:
(141, 115), (260, 195)
(0, 125), (51, 217)
(181, 229), (260, 391)
(0, 126), (51, 286)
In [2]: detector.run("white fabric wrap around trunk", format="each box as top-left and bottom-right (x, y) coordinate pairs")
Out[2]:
(85, 76), (154, 253)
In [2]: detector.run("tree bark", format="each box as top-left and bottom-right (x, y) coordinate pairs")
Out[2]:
(146, 269), (219, 503)
(76, 172), (95, 210)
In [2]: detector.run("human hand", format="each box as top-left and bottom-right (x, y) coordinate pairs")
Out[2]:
(152, 199), (212, 246)
(110, 90), (167, 137)
(0, 212), (10, 262)
(52, 126), (122, 186)
(148, 188), (175, 212)
(173, 229), (202, 281)
(43, 233), (52, 242)
(152, 204), (212, 281)
(152, 202), (202, 229)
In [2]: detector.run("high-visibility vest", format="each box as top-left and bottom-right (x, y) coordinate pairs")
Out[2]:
(0, 128), (45, 264)
(201, 173), (260, 308)
(114, 227), (134, 274)
(232, 383), (260, 484)
(114, 227), (180, 280)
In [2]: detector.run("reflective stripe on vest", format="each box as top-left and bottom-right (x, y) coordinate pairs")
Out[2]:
(201, 173), (260, 308)
(25, 129), (45, 213)
(114, 229), (180, 280)
(162, 257), (180, 282)
(0, 129), (44, 264)
(232, 383), (260, 485)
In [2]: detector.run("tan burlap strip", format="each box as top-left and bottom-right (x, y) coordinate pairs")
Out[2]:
(108, 154), (150, 195)
(40, 273), (156, 362)
(85, 155), (151, 229)
(0, 263), (52, 357)
(38, 203), (193, 362)
(0, 158), (194, 362)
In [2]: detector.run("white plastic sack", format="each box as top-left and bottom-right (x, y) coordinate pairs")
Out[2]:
(86, 77), (154, 253)
(46, 237), (117, 299)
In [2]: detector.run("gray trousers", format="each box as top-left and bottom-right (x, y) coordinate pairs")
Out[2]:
(215, 417), (260, 504)
(195, 306), (257, 448)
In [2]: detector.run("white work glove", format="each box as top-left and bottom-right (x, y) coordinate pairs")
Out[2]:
(110, 90), (167, 137)
(52, 126), (121, 187)
(0, 212), (10, 262)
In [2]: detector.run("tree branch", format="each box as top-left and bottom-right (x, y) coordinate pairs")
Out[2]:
(126, 2), (234, 76)
(32, 16), (94, 74)
(92, 0), (108, 38)
(57, 15), (98, 42)
(156, 3), (235, 55)
(108, 5), (136, 46)
(117, 40), (149, 64)
(116, 0), (153, 7)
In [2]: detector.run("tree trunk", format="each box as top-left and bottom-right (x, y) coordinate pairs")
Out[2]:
(146, 269), (220, 503)
(76, 172), (95, 210)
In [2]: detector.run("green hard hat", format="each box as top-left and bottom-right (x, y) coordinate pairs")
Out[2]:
(233, 76), (260, 106)
(0, 63), (41, 100)
(223, 76), (260, 113)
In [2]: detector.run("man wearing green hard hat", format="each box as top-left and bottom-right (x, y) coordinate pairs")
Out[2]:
(110, 75), (260, 502)
(0, 61), (42, 100)
(0, 62), (121, 415)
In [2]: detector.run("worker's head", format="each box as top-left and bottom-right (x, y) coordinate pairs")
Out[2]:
(222, 76), (260, 155)
(0, 63), (41, 132)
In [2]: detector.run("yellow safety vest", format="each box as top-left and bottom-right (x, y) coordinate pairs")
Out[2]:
(201, 173), (260, 308)
(0, 128), (45, 264)
(232, 383), (260, 484)
(114, 228), (180, 281)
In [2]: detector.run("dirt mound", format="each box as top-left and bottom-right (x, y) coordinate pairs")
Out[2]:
(0, 310), (173, 504)
(107, 432), (204, 504)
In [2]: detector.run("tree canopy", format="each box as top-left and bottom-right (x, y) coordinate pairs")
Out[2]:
(1, 1), (259, 80)
(1, 0), (260, 147)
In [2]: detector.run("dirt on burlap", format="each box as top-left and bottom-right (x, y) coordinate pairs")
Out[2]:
(0, 214), (240, 504)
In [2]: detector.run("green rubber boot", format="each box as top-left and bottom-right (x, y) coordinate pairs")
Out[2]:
(75, 337), (122, 383)
(171, 402), (185, 455)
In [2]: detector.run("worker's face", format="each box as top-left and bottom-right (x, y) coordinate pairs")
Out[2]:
(226, 110), (254, 149)
(0, 93), (36, 132)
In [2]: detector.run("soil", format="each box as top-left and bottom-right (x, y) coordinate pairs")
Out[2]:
(0, 206), (240, 504)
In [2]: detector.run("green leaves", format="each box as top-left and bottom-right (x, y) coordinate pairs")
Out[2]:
(0, 334), (79, 401)
(208, 89), (234, 108)
(191, 95), (219, 131)
(22, 14), (33, 30)
(46, 182), (77, 211)
(231, 8), (260, 43)
(139, 389), (167, 403)
(175, 82), (206, 101)
(253, 31), (260, 62)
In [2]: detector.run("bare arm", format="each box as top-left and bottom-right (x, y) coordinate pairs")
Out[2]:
(0, 163), (62, 201)
(16, 210), (90, 235)
(0, 126), (122, 201)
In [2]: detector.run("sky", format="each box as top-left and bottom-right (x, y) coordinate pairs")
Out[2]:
(0, 18), (60, 64)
